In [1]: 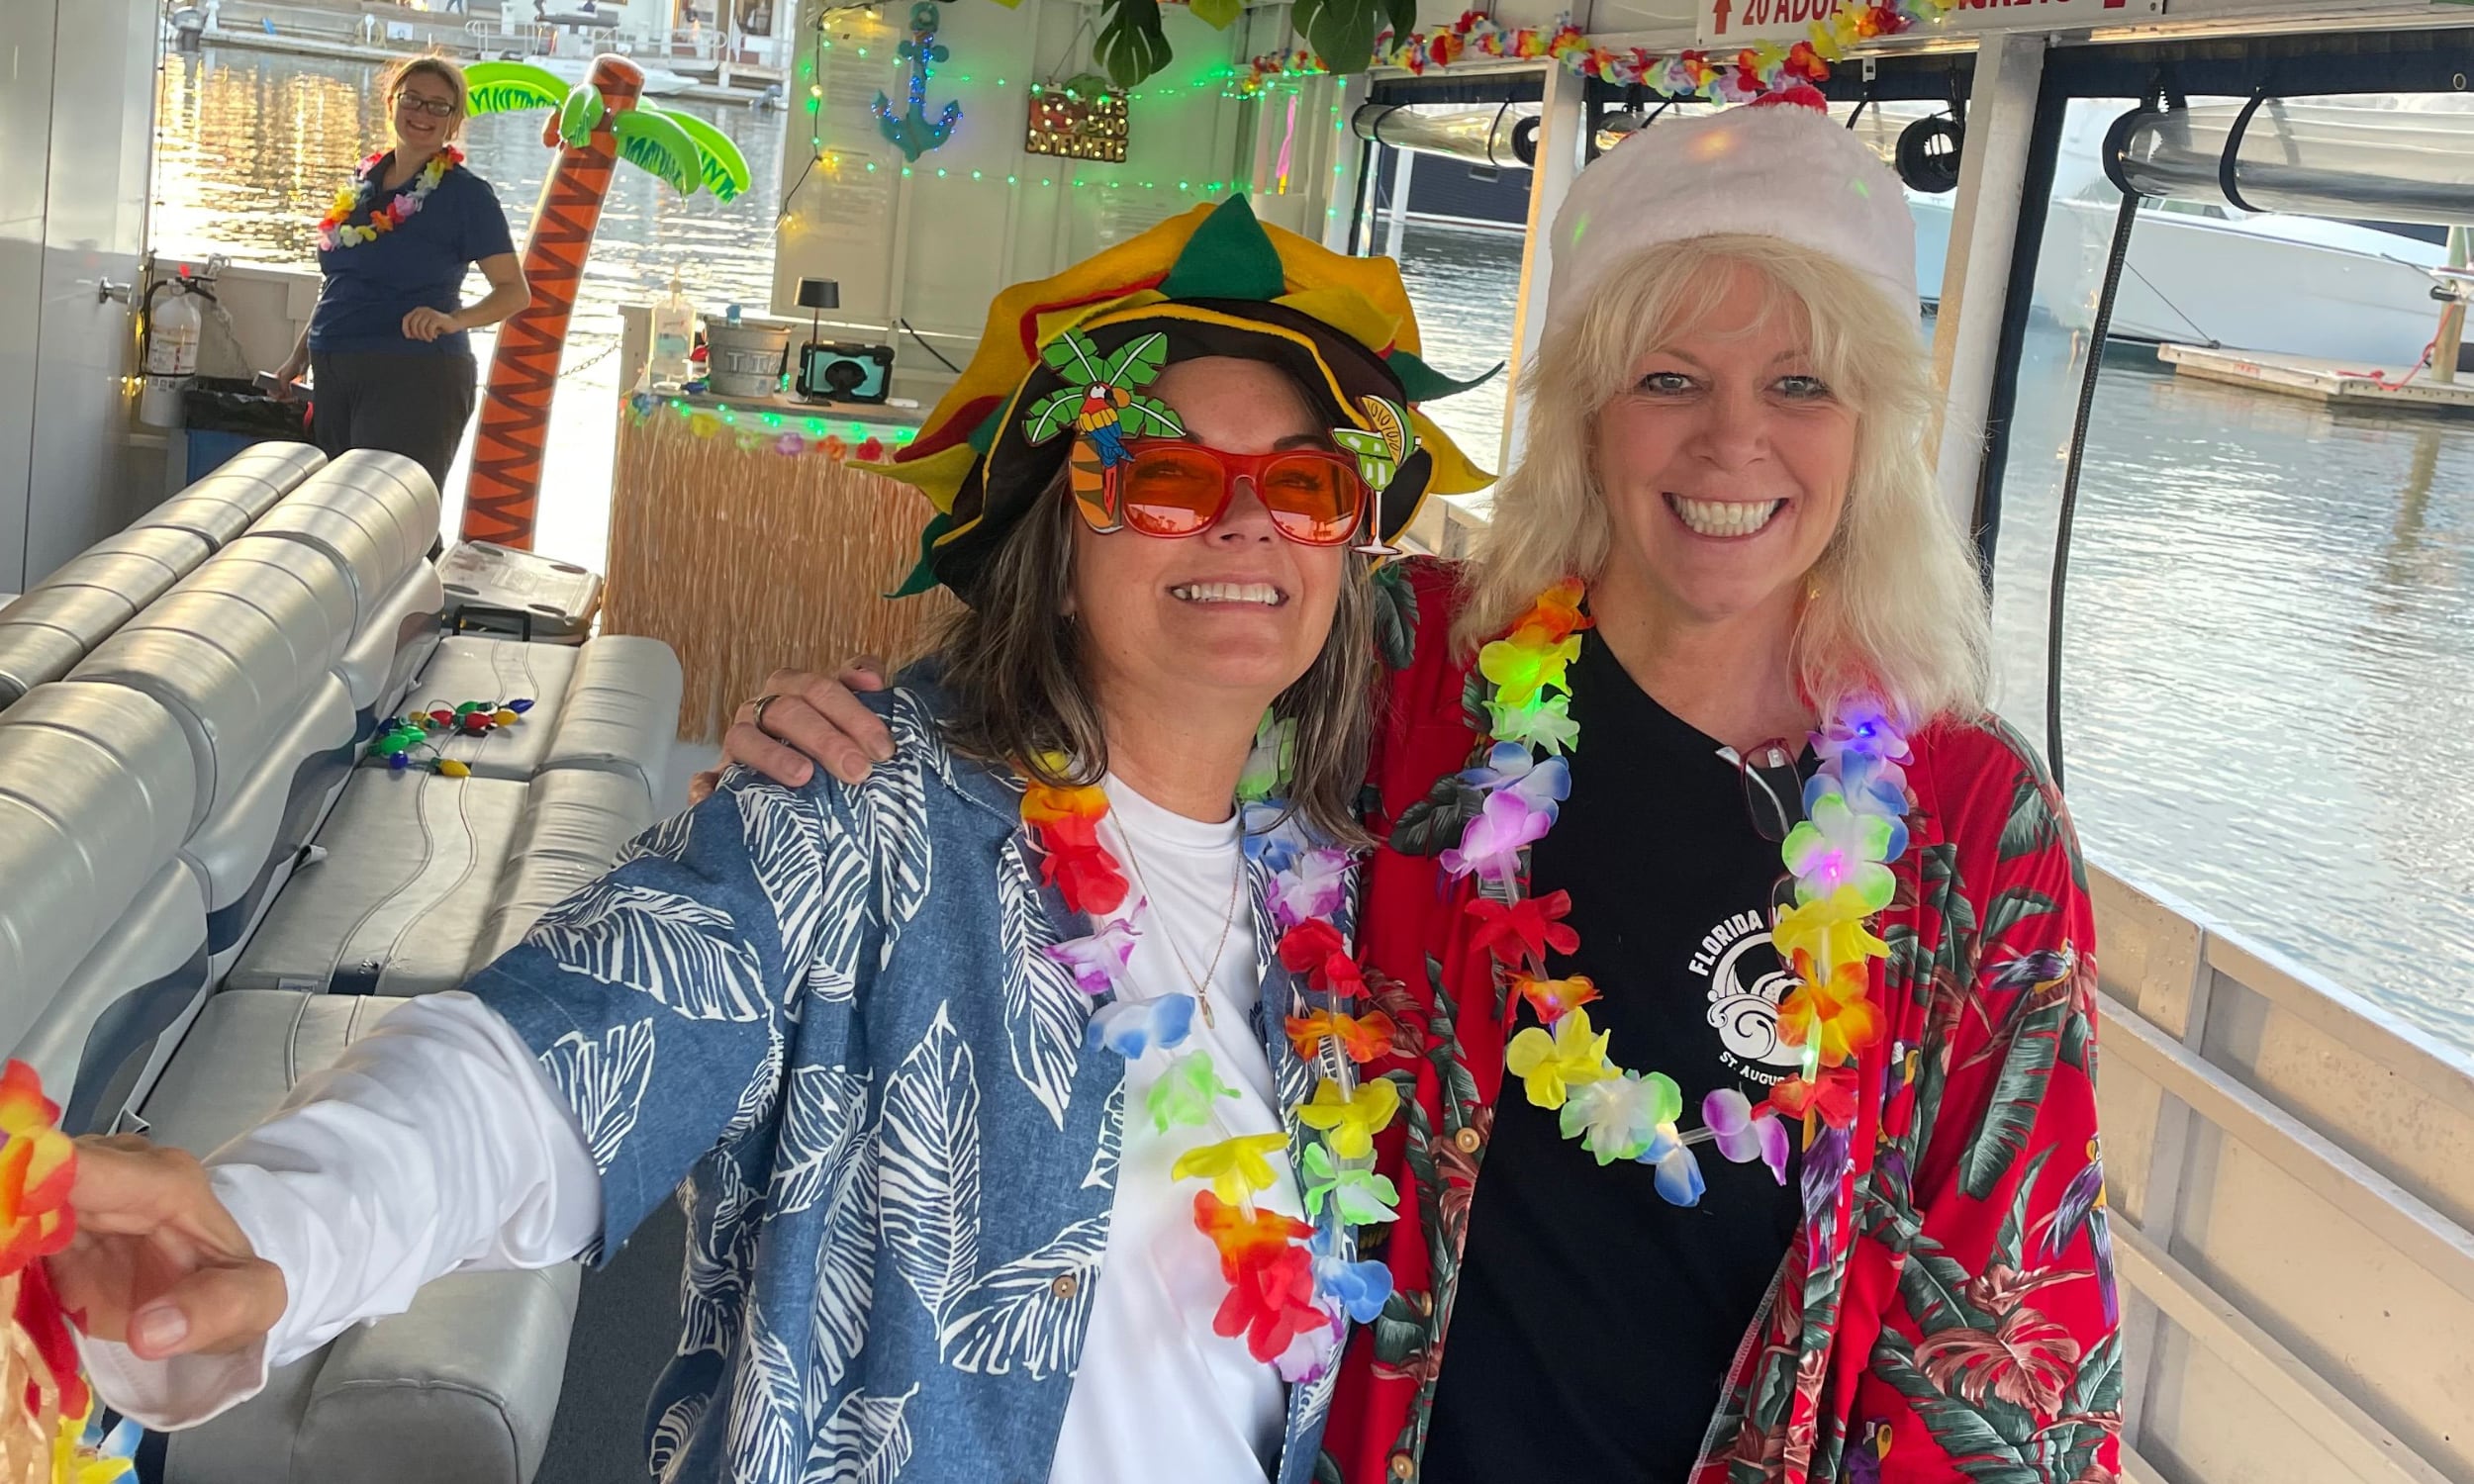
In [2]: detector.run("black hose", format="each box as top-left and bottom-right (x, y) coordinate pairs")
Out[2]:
(2044, 189), (2141, 793)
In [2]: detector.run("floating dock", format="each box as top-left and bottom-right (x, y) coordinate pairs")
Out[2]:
(2159, 342), (2474, 416)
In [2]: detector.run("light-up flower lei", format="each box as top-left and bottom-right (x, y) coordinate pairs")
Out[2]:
(1021, 718), (1398, 1381)
(317, 146), (462, 251)
(1453, 583), (1903, 1204)
(0, 1060), (136, 1484)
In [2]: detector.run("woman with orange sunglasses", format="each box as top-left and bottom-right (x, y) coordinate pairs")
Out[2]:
(62, 199), (1491, 1484)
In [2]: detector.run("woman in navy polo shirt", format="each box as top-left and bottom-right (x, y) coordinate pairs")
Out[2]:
(273, 57), (528, 494)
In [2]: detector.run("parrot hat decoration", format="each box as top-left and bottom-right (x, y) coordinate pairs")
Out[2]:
(865, 195), (1499, 600)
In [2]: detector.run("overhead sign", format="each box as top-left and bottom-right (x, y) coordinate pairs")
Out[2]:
(1696, 0), (2163, 50)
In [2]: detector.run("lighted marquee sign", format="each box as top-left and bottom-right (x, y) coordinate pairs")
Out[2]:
(1024, 80), (1129, 163)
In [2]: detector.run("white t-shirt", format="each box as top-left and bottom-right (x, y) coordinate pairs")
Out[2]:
(1047, 776), (1294, 1484)
(82, 775), (1295, 1484)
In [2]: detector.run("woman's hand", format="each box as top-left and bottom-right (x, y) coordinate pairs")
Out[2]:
(48, 1137), (288, 1360)
(401, 306), (462, 342)
(688, 660), (895, 804)
(272, 352), (308, 400)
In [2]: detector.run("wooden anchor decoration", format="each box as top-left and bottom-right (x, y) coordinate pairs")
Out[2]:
(874, 1), (962, 162)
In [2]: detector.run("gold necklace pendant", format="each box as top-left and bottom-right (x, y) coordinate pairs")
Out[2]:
(1113, 818), (1244, 1030)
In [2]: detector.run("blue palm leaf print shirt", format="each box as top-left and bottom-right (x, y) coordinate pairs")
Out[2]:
(468, 687), (1358, 1484)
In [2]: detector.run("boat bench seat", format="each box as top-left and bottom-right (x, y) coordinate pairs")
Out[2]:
(0, 442), (328, 711)
(72, 537), (361, 983)
(412, 632), (680, 788)
(232, 449), (445, 735)
(133, 442), (328, 549)
(224, 630), (678, 996)
(0, 683), (207, 1134)
(0, 441), (679, 1484)
(141, 990), (578, 1484)
(0, 527), (215, 708)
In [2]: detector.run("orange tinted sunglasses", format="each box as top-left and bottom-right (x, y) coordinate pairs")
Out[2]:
(1072, 435), (1368, 546)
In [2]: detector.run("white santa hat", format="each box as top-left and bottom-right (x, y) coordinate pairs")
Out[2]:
(1543, 100), (1918, 342)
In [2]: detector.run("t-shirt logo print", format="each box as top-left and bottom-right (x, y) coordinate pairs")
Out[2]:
(1688, 908), (1801, 1085)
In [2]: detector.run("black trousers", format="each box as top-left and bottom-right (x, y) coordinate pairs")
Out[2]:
(310, 348), (478, 496)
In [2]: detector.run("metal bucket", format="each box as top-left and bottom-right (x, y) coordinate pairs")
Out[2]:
(704, 320), (790, 399)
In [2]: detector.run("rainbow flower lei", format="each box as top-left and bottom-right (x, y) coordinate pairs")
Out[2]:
(1019, 719), (1398, 1381)
(1234, 3), (1960, 107)
(0, 1060), (136, 1484)
(1453, 583), (1904, 1203)
(317, 147), (461, 251)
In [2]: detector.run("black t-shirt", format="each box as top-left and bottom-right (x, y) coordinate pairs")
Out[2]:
(1421, 631), (1808, 1483)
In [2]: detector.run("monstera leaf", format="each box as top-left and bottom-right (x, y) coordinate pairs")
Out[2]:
(662, 109), (754, 202)
(1095, 0), (1174, 88)
(614, 107), (705, 195)
(463, 60), (567, 116)
(1293, 0), (1398, 73)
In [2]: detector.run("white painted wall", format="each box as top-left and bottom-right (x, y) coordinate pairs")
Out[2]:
(0, 0), (157, 592)
(766, 0), (1351, 406)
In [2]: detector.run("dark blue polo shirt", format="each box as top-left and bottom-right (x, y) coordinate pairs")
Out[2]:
(310, 155), (516, 357)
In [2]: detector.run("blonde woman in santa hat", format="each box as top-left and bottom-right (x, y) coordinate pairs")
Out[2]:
(705, 99), (2119, 1484)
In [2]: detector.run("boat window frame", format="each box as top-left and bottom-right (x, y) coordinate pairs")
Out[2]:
(1968, 26), (2474, 576)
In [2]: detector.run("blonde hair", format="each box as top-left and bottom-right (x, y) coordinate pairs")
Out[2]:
(387, 55), (469, 139)
(1457, 233), (1991, 728)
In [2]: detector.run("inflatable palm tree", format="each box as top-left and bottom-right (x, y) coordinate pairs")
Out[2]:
(459, 56), (754, 547)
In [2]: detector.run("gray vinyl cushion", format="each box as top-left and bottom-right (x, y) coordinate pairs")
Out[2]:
(471, 768), (655, 968)
(71, 540), (356, 826)
(0, 527), (213, 706)
(7, 858), (210, 1135)
(143, 990), (578, 1484)
(136, 442), (328, 548)
(242, 449), (440, 630)
(334, 564), (444, 723)
(179, 673), (355, 964)
(537, 635), (683, 795)
(226, 769), (526, 996)
(409, 637), (580, 780)
(0, 683), (195, 1046)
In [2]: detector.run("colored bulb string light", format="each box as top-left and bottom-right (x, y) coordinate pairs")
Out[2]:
(366, 696), (537, 777)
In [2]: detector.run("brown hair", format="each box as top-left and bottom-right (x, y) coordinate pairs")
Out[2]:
(934, 466), (1379, 847)
(386, 56), (469, 139)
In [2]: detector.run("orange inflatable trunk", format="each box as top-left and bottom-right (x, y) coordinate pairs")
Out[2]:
(463, 54), (645, 547)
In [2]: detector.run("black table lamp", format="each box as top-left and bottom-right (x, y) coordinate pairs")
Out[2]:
(798, 277), (840, 345)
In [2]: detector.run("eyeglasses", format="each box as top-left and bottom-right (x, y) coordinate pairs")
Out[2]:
(1737, 738), (1806, 845)
(1072, 436), (1368, 547)
(1736, 737), (1808, 931)
(395, 94), (459, 118)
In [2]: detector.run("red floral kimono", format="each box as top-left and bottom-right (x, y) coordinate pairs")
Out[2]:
(1322, 559), (2121, 1484)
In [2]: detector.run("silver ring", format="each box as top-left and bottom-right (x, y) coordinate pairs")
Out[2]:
(749, 693), (784, 730)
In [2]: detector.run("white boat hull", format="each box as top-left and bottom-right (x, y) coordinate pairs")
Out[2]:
(1910, 193), (2447, 365)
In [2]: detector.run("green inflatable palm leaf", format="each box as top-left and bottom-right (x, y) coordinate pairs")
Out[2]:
(463, 60), (568, 116)
(614, 109), (705, 195)
(658, 110), (753, 202)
